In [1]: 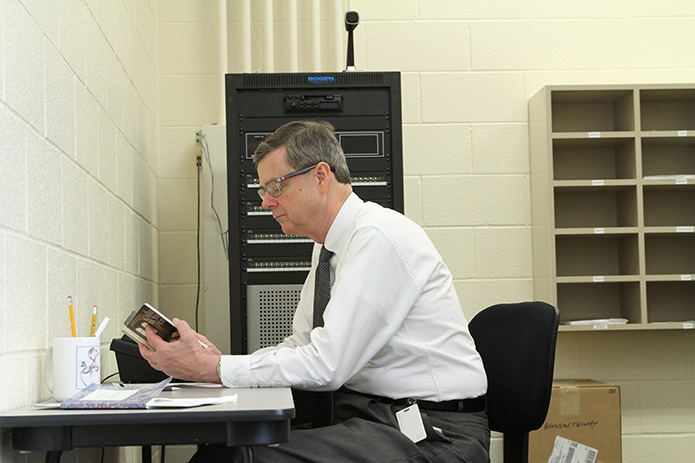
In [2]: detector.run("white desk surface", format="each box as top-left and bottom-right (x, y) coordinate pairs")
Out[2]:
(0, 385), (295, 426)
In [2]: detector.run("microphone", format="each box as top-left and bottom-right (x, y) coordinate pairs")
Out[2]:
(345, 11), (359, 71)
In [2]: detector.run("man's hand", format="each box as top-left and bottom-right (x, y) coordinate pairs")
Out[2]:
(138, 318), (222, 384)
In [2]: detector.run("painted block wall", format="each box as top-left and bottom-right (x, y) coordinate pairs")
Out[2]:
(0, 0), (158, 461)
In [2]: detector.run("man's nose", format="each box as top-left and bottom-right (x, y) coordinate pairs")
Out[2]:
(261, 194), (276, 210)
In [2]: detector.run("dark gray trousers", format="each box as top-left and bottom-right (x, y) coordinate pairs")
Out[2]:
(189, 390), (490, 463)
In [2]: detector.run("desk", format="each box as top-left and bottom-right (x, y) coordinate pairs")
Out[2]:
(0, 385), (294, 463)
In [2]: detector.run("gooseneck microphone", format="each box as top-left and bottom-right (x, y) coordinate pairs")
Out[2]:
(345, 11), (359, 71)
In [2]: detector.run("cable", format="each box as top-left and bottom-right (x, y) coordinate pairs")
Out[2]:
(196, 154), (202, 332)
(101, 371), (120, 384)
(200, 133), (229, 259)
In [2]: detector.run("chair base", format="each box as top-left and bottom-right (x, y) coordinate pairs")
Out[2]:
(503, 432), (529, 463)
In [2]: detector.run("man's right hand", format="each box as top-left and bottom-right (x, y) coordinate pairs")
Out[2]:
(138, 318), (222, 384)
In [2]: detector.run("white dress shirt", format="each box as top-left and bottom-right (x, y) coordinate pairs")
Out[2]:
(220, 193), (487, 401)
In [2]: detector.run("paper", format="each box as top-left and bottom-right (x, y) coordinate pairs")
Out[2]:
(146, 394), (238, 409)
(170, 382), (224, 388)
(32, 401), (62, 409)
(643, 174), (695, 179)
(80, 389), (138, 401)
(548, 436), (598, 463)
(561, 318), (628, 326)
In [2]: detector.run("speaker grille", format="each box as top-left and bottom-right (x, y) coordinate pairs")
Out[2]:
(247, 285), (302, 351)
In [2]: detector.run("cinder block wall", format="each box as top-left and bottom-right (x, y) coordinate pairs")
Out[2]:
(0, 0), (158, 461)
(157, 2), (221, 324)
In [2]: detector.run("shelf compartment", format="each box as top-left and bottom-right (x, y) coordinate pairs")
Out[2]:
(645, 281), (695, 323)
(641, 136), (695, 178)
(643, 185), (695, 227)
(640, 89), (695, 131)
(557, 281), (642, 323)
(551, 89), (635, 133)
(556, 234), (639, 277)
(553, 138), (636, 181)
(645, 233), (695, 275)
(554, 186), (638, 228)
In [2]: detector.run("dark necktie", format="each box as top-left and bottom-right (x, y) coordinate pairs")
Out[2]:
(312, 245), (334, 428)
(313, 246), (334, 328)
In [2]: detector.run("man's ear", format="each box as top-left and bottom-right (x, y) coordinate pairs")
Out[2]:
(316, 162), (332, 189)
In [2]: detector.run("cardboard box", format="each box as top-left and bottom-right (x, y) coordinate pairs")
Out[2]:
(529, 380), (621, 463)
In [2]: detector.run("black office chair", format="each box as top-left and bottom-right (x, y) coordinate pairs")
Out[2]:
(468, 301), (560, 463)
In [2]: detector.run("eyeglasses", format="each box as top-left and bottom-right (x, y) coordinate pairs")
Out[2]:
(257, 164), (318, 200)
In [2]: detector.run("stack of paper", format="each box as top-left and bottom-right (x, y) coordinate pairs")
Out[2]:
(561, 318), (629, 326)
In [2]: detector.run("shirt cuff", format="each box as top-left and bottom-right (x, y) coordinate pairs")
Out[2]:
(219, 355), (252, 387)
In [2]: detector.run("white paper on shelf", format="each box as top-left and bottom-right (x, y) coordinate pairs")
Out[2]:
(562, 318), (629, 326)
(643, 174), (695, 179)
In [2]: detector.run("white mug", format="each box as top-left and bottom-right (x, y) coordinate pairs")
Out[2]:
(46, 337), (101, 401)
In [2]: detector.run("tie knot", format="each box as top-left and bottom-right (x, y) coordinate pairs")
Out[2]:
(319, 246), (333, 263)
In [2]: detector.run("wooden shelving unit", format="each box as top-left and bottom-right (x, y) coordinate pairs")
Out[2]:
(529, 84), (695, 331)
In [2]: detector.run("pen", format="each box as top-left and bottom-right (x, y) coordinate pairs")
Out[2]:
(94, 316), (110, 338)
(90, 305), (97, 337)
(68, 296), (76, 337)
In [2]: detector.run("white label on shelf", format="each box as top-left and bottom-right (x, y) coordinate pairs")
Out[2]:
(683, 323), (694, 330)
(593, 276), (605, 282)
(678, 130), (688, 137)
(681, 275), (692, 281)
(588, 132), (601, 138)
(593, 324), (608, 330)
(676, 177), (688, 185)
(594, 228), (605, 234)
(592, 179), (605, 186)
(676, 226), (694, 233)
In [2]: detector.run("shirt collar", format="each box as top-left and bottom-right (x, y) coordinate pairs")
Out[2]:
(323, 192), (363, 257)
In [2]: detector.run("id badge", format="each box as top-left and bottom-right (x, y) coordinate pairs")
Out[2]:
(395, 403), (427, 443)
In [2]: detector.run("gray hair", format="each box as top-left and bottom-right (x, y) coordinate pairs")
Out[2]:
(253, 120), (351, 184)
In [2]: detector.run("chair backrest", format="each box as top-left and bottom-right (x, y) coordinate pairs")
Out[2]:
(468, 301), (560, 435)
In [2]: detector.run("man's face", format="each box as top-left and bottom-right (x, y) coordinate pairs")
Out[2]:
(257, 147), (317, 238)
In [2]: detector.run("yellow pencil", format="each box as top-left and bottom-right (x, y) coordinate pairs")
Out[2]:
(90, 305), (97, 337)
(68, 296), (76, 337)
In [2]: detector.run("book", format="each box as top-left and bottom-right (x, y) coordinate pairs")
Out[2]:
(60, 378), (238, 409)
(122, 303), (180, 350)
(60, 377), (172, 409)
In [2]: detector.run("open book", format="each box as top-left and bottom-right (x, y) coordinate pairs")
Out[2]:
(60, 378), (237, 409)
(122, 303), (180, 350)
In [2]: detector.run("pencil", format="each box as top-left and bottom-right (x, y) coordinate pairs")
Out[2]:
(90, 305), (97, 337)
(68, 296), (76, 337)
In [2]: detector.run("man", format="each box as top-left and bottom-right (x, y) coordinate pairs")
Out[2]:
(140, 120), (489, 463)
